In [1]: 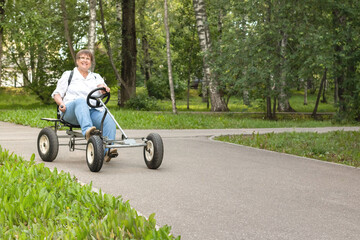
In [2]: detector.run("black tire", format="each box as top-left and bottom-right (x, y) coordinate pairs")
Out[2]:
(37, 128), (59, 162)
(86, 135), (104, 172)
(144, 133), (164, 169)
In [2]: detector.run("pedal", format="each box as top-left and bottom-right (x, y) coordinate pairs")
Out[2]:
(109, 152), (119, 158)
(92, 129), (101, 136)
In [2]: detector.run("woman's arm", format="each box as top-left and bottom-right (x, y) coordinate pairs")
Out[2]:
(53, 93), (66, 112)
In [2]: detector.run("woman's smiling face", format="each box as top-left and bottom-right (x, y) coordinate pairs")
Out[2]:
(76, 54), (92, 72)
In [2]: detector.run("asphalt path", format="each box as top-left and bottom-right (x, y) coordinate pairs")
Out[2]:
(0, 121), (360, 239)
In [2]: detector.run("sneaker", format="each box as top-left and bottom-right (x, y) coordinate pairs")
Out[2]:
(85, 126), (97, 140)
(105, 148), (118, 162)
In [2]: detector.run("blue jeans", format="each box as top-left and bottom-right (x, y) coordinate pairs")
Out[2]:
(62, 98), (116, 152)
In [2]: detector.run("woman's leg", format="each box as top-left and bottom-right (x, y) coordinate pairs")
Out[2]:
(63, 98), (93, 136)
(90, 109), (116, 151)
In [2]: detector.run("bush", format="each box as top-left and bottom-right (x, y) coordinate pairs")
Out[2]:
(147, 77), (169, 100)
(0, 146), (179, 239)
(125, 93), (160, 111)
(146, 72), (187, 100)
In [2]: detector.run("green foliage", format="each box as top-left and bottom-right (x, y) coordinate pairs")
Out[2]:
(205, 0), (360, 119)
(125, 93), (159, 111)
(0, 146), (179, 239)
(2, 0), (89, 104)
(216, 131), (360, 167)
(2, 0), (360, 118)
(147, 75), (170, 100)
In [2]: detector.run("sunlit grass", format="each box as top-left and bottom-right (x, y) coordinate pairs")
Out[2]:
(157, 89), (337, 113)
(0, 87), (44, 109)
(216, 131), (360, 167)
(0, 107), (351, 129)
(0, 86), (349, 129)
(289, 91), (336, 112)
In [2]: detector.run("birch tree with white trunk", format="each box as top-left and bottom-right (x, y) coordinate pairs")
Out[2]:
(193, 0), (228, 112)
(88, 0), (96, 71)
(164, 0), (177, 114)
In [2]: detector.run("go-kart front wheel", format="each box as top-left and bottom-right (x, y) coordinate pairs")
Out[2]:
(86, 135), (104, 172)
(37, 127), (59, 162)
(144, 133), (164, 169)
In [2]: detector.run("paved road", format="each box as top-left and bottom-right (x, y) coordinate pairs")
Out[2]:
(0, 121), (360, 239)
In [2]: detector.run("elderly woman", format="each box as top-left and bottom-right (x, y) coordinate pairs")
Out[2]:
(52, 49), (117, 162)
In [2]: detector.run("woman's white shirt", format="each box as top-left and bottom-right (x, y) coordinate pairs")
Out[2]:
(51, 67), (106, 106)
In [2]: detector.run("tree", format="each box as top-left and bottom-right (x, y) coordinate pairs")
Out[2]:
(60, 0), (76, 64)
(99, 0), (130, 105)
(193, 0), (228, 112)
(312, 68), (327, 118)
(88, 0), (97, 71)
(164, 0), (177, 114)
(330, 1), (360, 120)
(121, 0), (137, 105)
(0, 0), (4, 86)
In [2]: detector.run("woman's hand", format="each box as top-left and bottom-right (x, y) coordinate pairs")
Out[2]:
(97, 84), (110, 94)
(59, 104), (66, 112)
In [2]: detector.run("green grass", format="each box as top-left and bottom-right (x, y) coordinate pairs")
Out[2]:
(215, 131), (360, 167)
(1, 86), (345, 130)
(0, 146), (179, 239)
(0, 87), (46, 110)
(0, 86), (352, 129)
(0, 107), (351, 129)
(0, 88), (353, 129)
(157, 89), (337, 113)
(288, 90), (336, 112)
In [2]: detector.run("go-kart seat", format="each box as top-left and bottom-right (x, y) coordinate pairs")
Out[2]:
(56, 107), (81, 129)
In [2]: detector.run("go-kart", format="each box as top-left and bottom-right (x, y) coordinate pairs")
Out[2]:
(37, 87), (164, 172)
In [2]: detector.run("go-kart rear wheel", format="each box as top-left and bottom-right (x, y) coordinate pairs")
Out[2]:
(86, 135), (104, 172)
(144, 133), (163, 169)
(37, 127), (59, 162)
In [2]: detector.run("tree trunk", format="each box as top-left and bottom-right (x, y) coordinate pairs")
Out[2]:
(278, 31), (287, 111)
(312, 68), (327, 118)
(332, 9), (346, 112)
(272, 95), (276, 119)
(142, 36), (151, 86)
(277, 31), (294, 112)
(243, 90), (250, 106)
(193, 0), (228, 112)
(139, 0), (151, 88)
(187, 29), (196, 110)
(164, 0), (177, 114)
(60, 0), (76, 64)
(88, 0), (97, 71)
(266, 96), (272, 119)
(121, 0), (137, 106)
(321, 78), (327, 103)
(0, 0), (4, 87)
(303, 78), (308, 105)
(265, 75), (274, 119)
(334, 77), (338, 104)
(99, 0), (130, 105)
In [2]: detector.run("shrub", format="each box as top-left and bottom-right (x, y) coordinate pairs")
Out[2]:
(125, 93), (160, 111)
(0, 146), (179, 239)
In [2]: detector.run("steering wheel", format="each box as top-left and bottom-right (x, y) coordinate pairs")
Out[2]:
(86, 87), (110, 108)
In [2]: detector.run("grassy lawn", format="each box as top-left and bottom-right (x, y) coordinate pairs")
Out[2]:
(157, 88), (337, 113)
(0, 87), (352, 129)
(215, 131), (360, 167)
